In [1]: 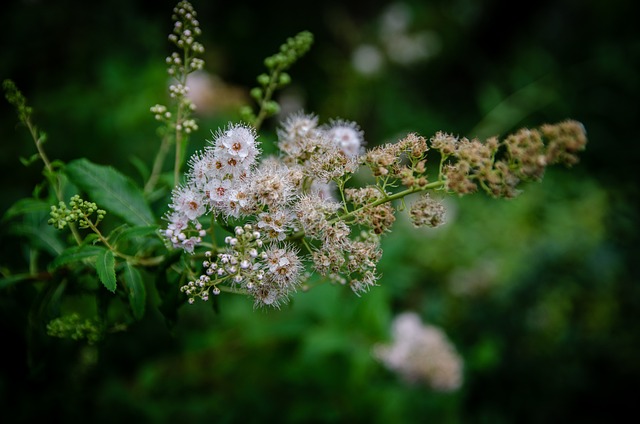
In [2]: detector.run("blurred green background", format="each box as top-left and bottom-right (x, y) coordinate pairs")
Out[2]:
(1, 0), (639, 422)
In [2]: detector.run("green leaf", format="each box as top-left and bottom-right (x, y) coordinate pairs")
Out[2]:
(118, 225), (160, 241)
(19, 153), (39, 167)
(65, 158), (155, 226)
(110, 225), (160, 252)
(121, 262), (146, 320)
(12, 223), (65, 256)
(0, 273), (33, 289)
(3, 198), (51, 221)
(156, 249), (185, 327)
(96, 248), (117, 293)
(49, 245), (103, 271)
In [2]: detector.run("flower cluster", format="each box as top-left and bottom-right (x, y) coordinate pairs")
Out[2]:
(409, 194), (446, 228)
(163, 123), (260, 252)
(163, 112), (384, 302)
(162, 113), (587, 307)
(373, 312), (463, 391)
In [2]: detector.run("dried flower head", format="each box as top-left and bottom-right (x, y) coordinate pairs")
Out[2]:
(409, 194), (446, 228)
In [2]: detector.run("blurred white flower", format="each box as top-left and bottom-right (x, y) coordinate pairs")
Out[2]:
(374, 312), (463, 391)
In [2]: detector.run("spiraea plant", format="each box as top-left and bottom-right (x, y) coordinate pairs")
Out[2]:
(2, 1), (587, 342)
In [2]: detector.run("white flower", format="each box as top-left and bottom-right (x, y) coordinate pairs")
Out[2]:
(256, 209), (292, 241)
(204, 177), (232, 206)
(165, 211), (189, 233)
(277, 111), (320, 157)
(170, 185), (206, 221)
(213, 123), (259, 165)
(373, 312), (463, 391)
(262, 245), (301, 285)
(323, 119), (365, 158)
(188, 150), (217, 188)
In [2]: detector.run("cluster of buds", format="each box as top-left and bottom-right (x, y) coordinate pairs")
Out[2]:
(48, 194), (106, 230)
(180, 224), (303, 308)
(167, 1), (204, 75)
(46, 313), (103, 345)
(151, 0), (204, 138)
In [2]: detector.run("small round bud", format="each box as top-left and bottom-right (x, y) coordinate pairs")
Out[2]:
(257, 73), (270, 86)
(250, 87), (263, 101)
(278, 72), (291, 86)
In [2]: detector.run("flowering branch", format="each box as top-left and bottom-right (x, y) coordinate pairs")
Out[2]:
(1, 0), (589, 345)
(161, 106), (586, 308)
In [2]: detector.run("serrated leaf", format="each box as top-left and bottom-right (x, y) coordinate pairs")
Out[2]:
(96, 248), (117, 293)
(121, 262), (146, 320)
(65, 158), (155, 226)
(3, 198), (51, 221)
(48, 245), (103, 271)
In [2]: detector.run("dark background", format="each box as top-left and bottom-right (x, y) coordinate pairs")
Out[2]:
(1, 0), (639, 422)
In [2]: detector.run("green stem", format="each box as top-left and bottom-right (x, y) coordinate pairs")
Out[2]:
(253, 65), (283, 131)
(335, 178), (350, 214)
(145, 134), (171, 194)
(173, 113), (184, 187)
(329, 180), (445, 225)
(173, 46), (192, 186)
(301, 237), (314, 256)
(25, 117), (83, 245)
(217, 285), (249, 295)
(286, 179), (446, 241)
(84, 217), (165, 267)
